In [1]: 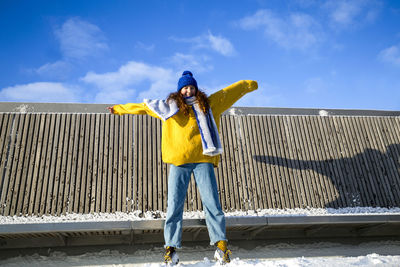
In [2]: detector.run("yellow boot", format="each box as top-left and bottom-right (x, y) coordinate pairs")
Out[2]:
(164, 246), (179, 265)
(214, 240), (231, 264)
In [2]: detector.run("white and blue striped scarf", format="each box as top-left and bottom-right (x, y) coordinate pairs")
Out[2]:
(144, 97), (223, 156)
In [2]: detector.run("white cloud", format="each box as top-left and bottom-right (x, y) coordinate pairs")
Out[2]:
(55, 17), (108, 60)
(378, 45), (400, 66)
(0, 82), (80, 102)
(206, 32), (235, 56)
(238, 9), (322, 50)
(323, 0), (381, 28)
(170, 32), (235, 56)
(28, 18), (108, 81)
(135, 41), (155, 52)
(81, 61), (176, 103)
(35, 60), (72, 79)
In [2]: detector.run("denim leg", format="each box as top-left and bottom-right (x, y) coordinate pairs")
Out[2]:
(193, 163), (227, 245)
(164, 164), (193, 248)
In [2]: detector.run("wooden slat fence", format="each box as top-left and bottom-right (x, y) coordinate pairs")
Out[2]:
(1, 112), (400, 216)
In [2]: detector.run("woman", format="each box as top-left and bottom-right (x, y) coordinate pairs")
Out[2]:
(109, 71), (258, 264)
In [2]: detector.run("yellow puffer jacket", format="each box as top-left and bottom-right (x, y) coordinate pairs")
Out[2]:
(113, 80), (258, 167)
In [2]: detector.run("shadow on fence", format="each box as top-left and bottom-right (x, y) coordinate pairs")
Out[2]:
(254, 144), (400, 208)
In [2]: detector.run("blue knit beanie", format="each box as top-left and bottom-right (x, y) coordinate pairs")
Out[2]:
(177, 71), (198, 92)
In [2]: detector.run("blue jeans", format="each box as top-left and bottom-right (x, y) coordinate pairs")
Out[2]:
(164, 163), (226, 248)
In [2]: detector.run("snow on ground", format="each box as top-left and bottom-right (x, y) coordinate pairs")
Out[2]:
(2, 207), (399, 266)
(1, 240), (400, 267)
(1, 207), (400, 224)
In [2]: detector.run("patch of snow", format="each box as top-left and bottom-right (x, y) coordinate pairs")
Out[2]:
(1, 207), (400, 225)
(319, 110), (329, 116)
(13, 104), (32, 113)
(1, 240), (400, 266)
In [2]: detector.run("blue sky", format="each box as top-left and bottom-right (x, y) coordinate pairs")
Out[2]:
(1, 0), (400, 110)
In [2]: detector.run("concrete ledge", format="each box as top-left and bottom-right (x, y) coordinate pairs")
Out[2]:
(266, 215), (400, 226)
(1, 215), (400, 249)
(1, 102), (399, 116)
(0, 221), (132, 234)
(1, 215), (400, 235)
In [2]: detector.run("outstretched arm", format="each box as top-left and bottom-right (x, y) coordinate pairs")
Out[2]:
(209, 80), (258, 115)
(107, 103), (161, 119)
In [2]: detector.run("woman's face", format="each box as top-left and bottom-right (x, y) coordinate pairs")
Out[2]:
(180, 85), (196, 97)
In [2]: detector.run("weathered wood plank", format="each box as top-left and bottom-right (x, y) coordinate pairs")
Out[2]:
(300, 116), (325, 208)
(68, 114), (81, 214)
(84, 114), (93, 213)
(149, 116), (155, 211)
(256, 115), (274, 209)
(155, 118), (162, 212)
(270, 115), (291, 208)
(122, 115), (128, 212)
(107, 115), (115, 212)
(0, 114), (18, 215)
(250, 115), (268, 209)
(311, 116), (339, 208)
(293, 116), (317, 207)
(63, 114), (77, 214)
(332, 116), (363, 207)
(263, 115), (281, 208)
(16, 114), (35, 215)
(134, 115), (141, 212)
(32, 114), (48, 215)
(75, 114), (87, 213)
(217, 116), (229, 210)
(0, 114), (11, 206)
(283, 116), (308, 208)
(304, 116), (333, 207)
(238, 115), (256, 210)
(40, 114), (56, 215)
(230, 115), (249, 210)
(361, 117), (395, 206)
(274, 116), (296, 208)
(379, 117), (400, 206)
(115, 115), (122, 212)
(325, 116), (353, 207)
(373, 116), (400, 206)
(142, 115), (149, 212)
(225, 115), (241, 210)
(242, 116), (262, 209)
(137, 115), (144, 213)
(151, 116), (160, 211)
(343, 117), (376, 206)
(90, 114), (100, 213)
(278, 116), (302, 208)
(57, 114), (70, 215)
(95, 114), (105, 213)
(6, 114), (25, 216)
(46, 113), (61, 215)
(354, 117), (385, 206)
(51, 114), (65, 215)
(21, 113), (38, 215)
(318, 116), (349, 207)
(100, 114), (109, 213)
(127, 115), (134, 212)
(219, 116), (231, 210)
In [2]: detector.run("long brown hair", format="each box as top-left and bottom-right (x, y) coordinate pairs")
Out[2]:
(167, 89), (210, 116)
